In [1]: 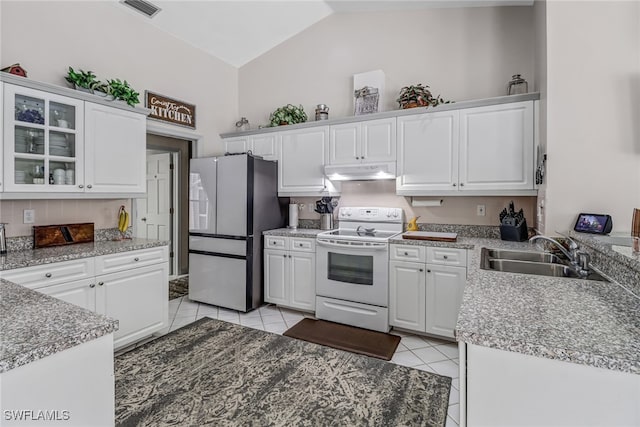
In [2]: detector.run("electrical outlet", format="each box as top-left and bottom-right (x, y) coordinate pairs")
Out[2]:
(477, 205), (486, 217)
(23, 209), (35, 224)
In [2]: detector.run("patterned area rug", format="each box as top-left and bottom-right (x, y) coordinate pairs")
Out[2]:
(115, 318), (451, 426)
(168, 276), (188, 300)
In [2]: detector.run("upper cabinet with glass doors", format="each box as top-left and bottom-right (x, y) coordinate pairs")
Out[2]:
(3, 84), (84, 192)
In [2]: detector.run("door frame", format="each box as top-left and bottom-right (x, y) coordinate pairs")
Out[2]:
(143, 122), (202, 276)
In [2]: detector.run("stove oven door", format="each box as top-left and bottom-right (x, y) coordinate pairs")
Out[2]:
(315, 239), (389, 307)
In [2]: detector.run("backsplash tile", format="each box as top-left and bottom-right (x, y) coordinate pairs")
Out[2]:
(6, 227), (132, 252)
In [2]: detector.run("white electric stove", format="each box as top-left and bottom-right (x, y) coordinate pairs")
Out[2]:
(315, 207), (404, 332)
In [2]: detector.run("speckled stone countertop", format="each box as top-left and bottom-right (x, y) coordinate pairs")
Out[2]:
(0, 238), (168, 271)
(263, 228), (325, 238)
(389, 235), (475, 249)
(390, 234), (640, 375)
(0, 278), (118, 373)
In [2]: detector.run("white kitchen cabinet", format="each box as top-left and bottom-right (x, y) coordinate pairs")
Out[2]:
(396, 101), (535, 195)
(389, 260), (426, 331)
(425, 264), (466, 337)
(1, 246), (169, 350)
(396, 110), (459, 193)
(389, 244), (467, 338)
(459, 101), (534, 191)
(225, 134), (278, 161)
(84, 102), (146, 194)
(38, 278), (97, 312)
(329, 118), (396, 165)
(96, 262), (169, 349)
(3, 83), (85, 193)
(277, 126), (336, 196)
(264, 236), (315, 311)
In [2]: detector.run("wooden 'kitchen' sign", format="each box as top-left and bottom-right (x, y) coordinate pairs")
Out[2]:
(145, 91), (196, 129)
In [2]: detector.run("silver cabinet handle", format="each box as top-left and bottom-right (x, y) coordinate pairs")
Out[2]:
(356, 156), (360, 160)
(419, 268), (424, 272)
(299, 243), (303, 247)
(78, 184), (84, 189)
(361, 156), (365, 159)
(134, 257), (140, 261)
(460, 183), (464, 187)
(289, 255), (292, 258)
(443, 255), (448, 259)
(283, 254), (287, 258)
(45, 273), (52, 278)
(427, 269), (431, 273)
(404, 252), (408, 256)
(272, 241), (276, 245)
(141, 217), (147, 222)
(452, 183), (457, 187)
(89, 283), (95, 288)
(87, 184), (93, 189)
(98, 282), (104, 286)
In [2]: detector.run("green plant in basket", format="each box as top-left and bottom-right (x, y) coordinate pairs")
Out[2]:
(269, 104), (308, 127)
(396, 83), (452, 109)
(65, 67), (99, 90)
(107, 78), (140, 107)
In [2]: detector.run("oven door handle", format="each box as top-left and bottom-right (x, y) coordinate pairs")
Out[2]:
(316, 240), (388, 250)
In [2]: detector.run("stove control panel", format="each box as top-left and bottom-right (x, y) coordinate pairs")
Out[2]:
(338, 207), (403, 222)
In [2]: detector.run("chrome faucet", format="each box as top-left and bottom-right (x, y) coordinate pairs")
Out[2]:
(529, 235), (591, 276)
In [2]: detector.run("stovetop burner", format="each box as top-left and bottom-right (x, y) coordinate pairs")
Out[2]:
(322, 228), (400, 239)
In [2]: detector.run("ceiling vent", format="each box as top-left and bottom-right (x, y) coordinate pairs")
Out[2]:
(121, 0), (161, 18)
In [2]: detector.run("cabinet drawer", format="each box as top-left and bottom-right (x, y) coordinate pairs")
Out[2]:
(390, 244), (426, 263)
(290, 237), (315, 253)
(95, 246), (169, 275)
(426, 247), (467, 267)
(0, 258), (94, 290)
(265, 236), (287, 250)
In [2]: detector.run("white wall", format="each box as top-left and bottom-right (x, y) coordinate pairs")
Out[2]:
(0, 1), (239, 237)
(533, 0), (548, 234)
(239, 6), (535, 127)
(543, 0), (640, 233)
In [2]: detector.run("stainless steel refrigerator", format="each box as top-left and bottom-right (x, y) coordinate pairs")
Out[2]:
(188, 154), (284, 312)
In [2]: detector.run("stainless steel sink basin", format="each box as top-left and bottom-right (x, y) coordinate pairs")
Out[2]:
(480, 247), (609, 282)
(483, 248), (565, 264)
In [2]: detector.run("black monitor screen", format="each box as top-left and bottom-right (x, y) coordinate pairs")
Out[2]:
(574, 214), (609, 233)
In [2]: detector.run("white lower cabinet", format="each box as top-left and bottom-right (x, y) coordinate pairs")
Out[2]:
(1, 246), (169, 350)
(389, 244), (467, 339)
(96, 262), (169, 349)
(264, 236), (315, 311)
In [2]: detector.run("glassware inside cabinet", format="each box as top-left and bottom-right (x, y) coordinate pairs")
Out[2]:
(50, 102), (76, 129)
(15, 126), (45, 155)
(14, 94), (45, 125)
(50, 161), (75, 186)
(49, 131), (75, 158)
(15, 158), (46, 185)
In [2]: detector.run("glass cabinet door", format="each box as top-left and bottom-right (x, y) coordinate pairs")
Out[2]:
(4, 84), (84, 192)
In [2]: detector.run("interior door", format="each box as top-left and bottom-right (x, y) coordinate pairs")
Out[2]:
(136, 153), (172, 242)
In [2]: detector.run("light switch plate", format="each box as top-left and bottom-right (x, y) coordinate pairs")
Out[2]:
(23, 209), (35, 224)
(477, 205), (486, 217)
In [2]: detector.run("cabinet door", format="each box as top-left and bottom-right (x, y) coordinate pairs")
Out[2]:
(96, 263), (168, 350)
(289, 251), (315, 311)
(459, 101), (534, 191)
(425, 264), (466, 338)
(329, 122), (360, 165)
(37, 278), (97, 312)
(224, 137), (248, 155)
(264, 249), (288, 305)
(389, 260), (426, 332)
(278, 126), (329, 194)
(3, 84), (84, 193)
(396, 110), (459, 194)
(361, 118), (396, 163)
(84, 102), (146, 194)
(249, 134), (278, 161)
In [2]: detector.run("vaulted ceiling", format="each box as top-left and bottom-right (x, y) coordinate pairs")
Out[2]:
(116, 0), (534, 67)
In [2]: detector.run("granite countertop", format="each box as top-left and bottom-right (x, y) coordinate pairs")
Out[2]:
(0, 238), (169, 271)
(390, 234), (640, 375)
(0, 278), (118, 373)
(263, 228), (325, 238)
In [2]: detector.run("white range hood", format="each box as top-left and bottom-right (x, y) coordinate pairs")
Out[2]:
(324, 162), (396, 181)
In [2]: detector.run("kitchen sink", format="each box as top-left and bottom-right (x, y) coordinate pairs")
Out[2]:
(480, 248), (609, 282)
(482, 248), (565, 264)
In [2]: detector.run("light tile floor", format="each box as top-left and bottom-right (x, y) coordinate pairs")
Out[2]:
(157, 297), (461, 426)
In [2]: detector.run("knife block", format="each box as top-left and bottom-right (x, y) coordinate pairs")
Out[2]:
(500, 219), (529, 242)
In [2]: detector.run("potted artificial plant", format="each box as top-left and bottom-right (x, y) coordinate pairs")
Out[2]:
(269, 104), (307, 127)
(65, 67), (99, 93)
(396, 84), (451, 109)
(107, 78), (140, 107)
